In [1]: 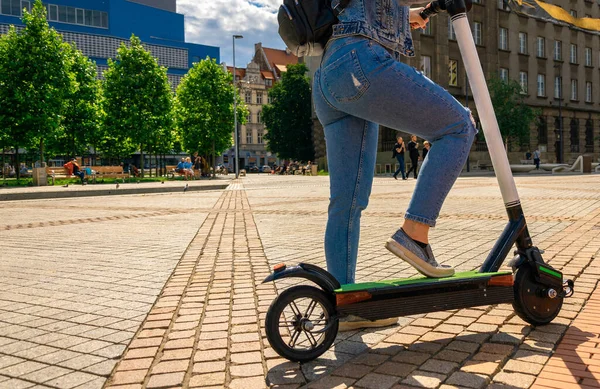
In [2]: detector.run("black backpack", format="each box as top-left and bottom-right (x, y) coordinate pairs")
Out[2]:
(278, 0), (351, 57)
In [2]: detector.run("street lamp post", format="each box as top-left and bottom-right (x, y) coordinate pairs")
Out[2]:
(233, 34), (243, 179)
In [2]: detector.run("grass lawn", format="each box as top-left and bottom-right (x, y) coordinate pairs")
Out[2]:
(0, 176), (198, 187)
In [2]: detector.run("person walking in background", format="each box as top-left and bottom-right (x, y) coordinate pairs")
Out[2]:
(406, 135), (420, 179)
(422, 141), (431, 161)
(392, 135), (407, 180)
(533, 148), (541, 170)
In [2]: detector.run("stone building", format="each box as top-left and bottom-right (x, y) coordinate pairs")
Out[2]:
(224, 43), (298, 169)
(309, 1), (600, 167)
(386, 0), (600, 164)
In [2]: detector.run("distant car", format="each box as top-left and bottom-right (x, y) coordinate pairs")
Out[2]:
(260, 165), (271, 173)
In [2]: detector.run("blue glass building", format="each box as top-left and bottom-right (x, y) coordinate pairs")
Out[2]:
(0, 0), (219, 86)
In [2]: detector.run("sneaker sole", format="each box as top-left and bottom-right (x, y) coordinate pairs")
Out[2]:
(385, 239), (455, 278)
(338, 317), (398, 332)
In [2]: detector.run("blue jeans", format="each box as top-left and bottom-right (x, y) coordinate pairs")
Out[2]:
(313, 36), (477, 284)
(394, 155), (405, 179)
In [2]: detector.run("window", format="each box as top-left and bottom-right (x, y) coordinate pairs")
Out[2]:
(48, 3), (57, 20)
(570, 10), (577, 17)
(499, 28), (508, 50)
(537, 74), (546, 97)
(519, 32), (527, 54)
(519, 72), (528, 94)
(245, 91), (252, 104)
(421, 56), (432, 78)
(537, 117), (548, 145)
(246, 112), (251, 123)
(554, 41), (562, 61)
(498, 0), (509, 10)
(585, 47), (592, 66)
(554, 76), (562, 99)
(423, 20), (432, 35)
(256, 92), (263, 105)
(474, 22), (482, 45)
(21, 0), (30, 13)
(448, 60), (458, 86)
(586, 82), (592, 102)
(585, 119), (594, 152)
(570, 44), (577, 64)
(0, 0), (22, 16)
(571, 79), (578, 100)
(448, 18), (456, 40)
(85, 9), (93, 26)
(499, 68), (509, 81)
(58, 5), (67, 22)
(257, 111), (261, 123)
(257, 131), (264, 144)
(570, 119), (579, 152)
(536, 37), (545, 58)
(267, 95), (273, 104)
(246, 130), (253, 144)
(265, 79), (272, 87)
(76, 8), (84, 24)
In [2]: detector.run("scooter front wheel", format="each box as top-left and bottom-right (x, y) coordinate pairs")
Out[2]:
(265, 285), (338, 362)
(513, 264), (563, 326)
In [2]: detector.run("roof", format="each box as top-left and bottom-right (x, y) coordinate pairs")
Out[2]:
(226, 66), (246, 79)
(262, 47), (298, 76)
(261, 71), (274, 79)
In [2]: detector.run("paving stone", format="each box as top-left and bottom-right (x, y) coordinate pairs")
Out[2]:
(492, 371), (536, 388)
(434, 350), (471, 363)
(189, 372), (226, 387)
(374, 362), (417, 378)
(306, 375), (354, 389)
(355, 372), (400, 389)
(331, 363), (374, 379)
(391, 351), (430, 365)
(503, 360), (543, 375)
(401, 370), (446, 388)
(230, 363), (264, 377)
(446, 371), (490, 389)
(420, 359), (458, 375)
(146, 372), (185, 388)
(192, 361), (226, 374)
(461, 360), (501, 375)
(230, 351), (263, 364)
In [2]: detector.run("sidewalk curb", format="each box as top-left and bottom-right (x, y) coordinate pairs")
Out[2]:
(0, 182), (229, 201)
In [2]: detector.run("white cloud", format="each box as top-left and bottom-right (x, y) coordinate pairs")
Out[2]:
(177, 0), (286, 67)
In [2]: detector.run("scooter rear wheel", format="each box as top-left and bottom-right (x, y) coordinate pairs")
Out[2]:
(513, 264), (563, 326)
(265, 285), (338, 362)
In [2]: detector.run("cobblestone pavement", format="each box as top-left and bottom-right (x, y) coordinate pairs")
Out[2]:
(1, 174), (599, 389)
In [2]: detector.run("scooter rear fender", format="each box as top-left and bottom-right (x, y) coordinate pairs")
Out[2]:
(262, 263), (340, 294)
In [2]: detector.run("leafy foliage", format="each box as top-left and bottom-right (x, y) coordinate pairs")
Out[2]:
(263, 63), (314, 162)
(175, 58), (247, 156)
(47, 44), (102, 157)
(0, 0), (73, 168)
(488, 77), (538, 148)
(103, 35), (174, 173)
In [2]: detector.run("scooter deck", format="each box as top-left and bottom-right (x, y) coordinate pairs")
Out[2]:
(335, 271), (514, 321)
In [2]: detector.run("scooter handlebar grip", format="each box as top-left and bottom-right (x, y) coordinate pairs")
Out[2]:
(419, 1), (443, 20)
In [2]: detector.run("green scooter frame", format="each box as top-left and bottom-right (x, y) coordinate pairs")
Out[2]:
(263, 0), (574, 363)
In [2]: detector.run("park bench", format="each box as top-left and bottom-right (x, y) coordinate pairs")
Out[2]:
(90, 166), (128, 182)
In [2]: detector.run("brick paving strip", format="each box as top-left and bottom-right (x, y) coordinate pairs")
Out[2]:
(104, 186), (279, 389)
(531, 285), (600, 389)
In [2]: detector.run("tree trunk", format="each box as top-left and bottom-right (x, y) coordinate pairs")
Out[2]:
(40, 138), (45, 166)
(15, 146), (20, 180)
(212, 140), (216, 179)
(140, 144), (144, 178)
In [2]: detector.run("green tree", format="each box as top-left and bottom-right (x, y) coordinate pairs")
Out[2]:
(175, 58), (247, 176)
(47, 44), (101, 158)
(0, 0), (72, 177)
(488, 77), (538, 150)
(263, 63), (314, 162)
(103, 35), (173, 176)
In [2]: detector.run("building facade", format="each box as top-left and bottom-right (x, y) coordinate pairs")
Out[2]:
(0, 0), (219, 87)
(223, 43), (298, 170)
(380, 0), (600, 164)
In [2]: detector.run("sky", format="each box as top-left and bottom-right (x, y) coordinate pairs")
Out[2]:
(177, 0), (287, 68)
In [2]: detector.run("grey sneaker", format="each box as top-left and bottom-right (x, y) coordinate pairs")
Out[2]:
(385, 229), (455, 278)
(338, 315), (398, 332)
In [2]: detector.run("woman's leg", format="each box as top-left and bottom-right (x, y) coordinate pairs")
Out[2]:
(313, 69), (379, 285)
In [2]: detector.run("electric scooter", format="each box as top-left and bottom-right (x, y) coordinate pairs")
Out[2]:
(263, 0), (575, 363)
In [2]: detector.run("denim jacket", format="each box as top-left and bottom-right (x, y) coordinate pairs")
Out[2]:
(331, 0), (427, 58)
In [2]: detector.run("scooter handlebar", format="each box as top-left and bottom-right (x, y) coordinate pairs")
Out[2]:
(419, 1), (443, 20)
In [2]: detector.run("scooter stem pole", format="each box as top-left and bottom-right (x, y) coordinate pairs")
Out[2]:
(451, 14), (521, 208)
